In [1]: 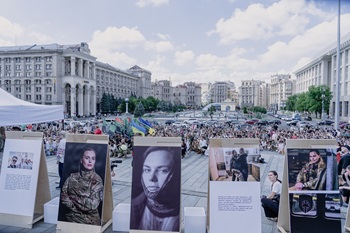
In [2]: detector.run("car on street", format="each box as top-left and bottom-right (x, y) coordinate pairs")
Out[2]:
(254, 120), (269, 126)
(172, 121), (187, 127)
(205, 119), (219, 125)
(165, 119), (175, 125)
(287, 120), (299, 126)
(269, 119), (282, 125)
(304, 116), (312, 121)
(318, 120), (334, 126)
(245, 119), (259, 124)
(296, 121), (310, 128)
(184, 118), (198, 124)
(225, 120), (241, 126)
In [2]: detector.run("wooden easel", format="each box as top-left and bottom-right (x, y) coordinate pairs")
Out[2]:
(0, 131), (51, 228)
(130, 136), (182, 233)
(56, 133), (112, 233)
(207, 138), (260, 233)
(277, 139), (338, 233)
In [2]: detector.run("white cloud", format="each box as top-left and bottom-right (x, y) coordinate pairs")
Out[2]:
(156, 33), (171, 40)
(136, 0), (169, 8)
(89, 26), (145, 50)
(92, 48), (137, 68)
(144, 40), (174, 52)
(174, 50), (195, 66)
(259, 14), (350, 70)
(209, 0), (329, 43)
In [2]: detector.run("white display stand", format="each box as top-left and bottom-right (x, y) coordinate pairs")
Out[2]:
(184, 207), (206, 233)
(44, 197), (60, 224)
(207, 138), (261, 233)
(0, 131), (51, 228)
(56, 134), (112, 233)
(113, 203), (131, 232)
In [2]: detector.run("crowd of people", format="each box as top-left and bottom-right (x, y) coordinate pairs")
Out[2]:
(3, 115), (350, 226)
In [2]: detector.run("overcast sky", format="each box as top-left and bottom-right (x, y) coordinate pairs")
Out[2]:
(0, 0), (349, 86)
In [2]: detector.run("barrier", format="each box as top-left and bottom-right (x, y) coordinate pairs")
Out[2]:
(113, 203), (130, 232)
(44, 197), (59, 224)
(184, 207), (206, 233)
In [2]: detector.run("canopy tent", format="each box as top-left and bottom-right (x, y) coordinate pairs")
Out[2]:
(0, 87), (64, 126)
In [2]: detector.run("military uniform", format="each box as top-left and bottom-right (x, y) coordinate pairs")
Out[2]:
(296, 158), (326, 190)
(61, 170), (103, 225)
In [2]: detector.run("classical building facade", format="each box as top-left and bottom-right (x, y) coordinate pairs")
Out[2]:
(239, 80), (264, 107)
(0, 42), (151, 117)
(151, 80), (172, 103)
(269, 74), (293, 110)
(294, 32), (350, 119)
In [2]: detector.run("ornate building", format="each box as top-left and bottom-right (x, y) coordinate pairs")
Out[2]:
(0, 42), (151, 117)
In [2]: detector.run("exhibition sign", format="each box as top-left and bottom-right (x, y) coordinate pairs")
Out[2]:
(277, 139), (341, 233)
(130, 137), (182, 233)
(208, 138), (261, 233)
(56, 133), (112, 233)
(0, 131), (51, 228)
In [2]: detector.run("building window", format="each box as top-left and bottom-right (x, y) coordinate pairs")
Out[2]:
(5, 58), (11, 63)
(14, 80), (20, 85)
(25, 72), (31, 77)
(26, 95), (31, 100)
(26, 64), (31, 70)
(35, 57), (41, 62)
(46, 87), (52, 92)
(15, 72), (21, 77)
(16, 94), (21, 99)
(35, 95), (41, 101)
(25, 87), (31, 92)
(45, 79), (52, 84)
(45, 64), (52, 70)
(6, 87), (11, 92)
(15, 65), (21, 70)
(5, 65), (11, 71)
(35, 79), (41, 84)
(15, 87), (21, 92)
(25, 57), (31, 63)
(35, 72), (41, 77)
(15, 57), (21, 63)
(45, 56), (52, 62)
(25, 80), (31, 85)
(46, 72), (52, 77)
(46, 95), (52, 101)
(36, 87), (41, 92)
(35, 64), (41, 70)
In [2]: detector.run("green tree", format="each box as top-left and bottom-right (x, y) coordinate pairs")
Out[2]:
(285, 94), (298, 111)
(101, 93), (110, 113)
(134, 102), (145, 117)
(308, 85), (332, 118)
(295, 92), (309, 112)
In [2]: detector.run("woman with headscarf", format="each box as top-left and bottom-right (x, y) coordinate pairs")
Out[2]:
(130, 146), (181, 231)
(60, 148), (103, 225)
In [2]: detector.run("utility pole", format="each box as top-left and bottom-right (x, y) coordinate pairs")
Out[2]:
(322, 86), (325, 120)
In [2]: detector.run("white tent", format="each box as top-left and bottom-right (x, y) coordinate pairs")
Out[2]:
(0, 87), (64, 126)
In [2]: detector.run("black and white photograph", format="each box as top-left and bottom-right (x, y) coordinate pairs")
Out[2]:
(130, 145), (181, 232)
(57, 142), (108, 226)
(209, 147), (260, 182)
(288, 148), (338, 191)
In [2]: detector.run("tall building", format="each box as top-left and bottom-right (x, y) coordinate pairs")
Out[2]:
(210, 82), (230, 103)
(239, 80), (264, 107)
(269, 74), (293, 110)
(294, 32), (350, 119)
(151, 80), (172, 103)
(0, 42), (151, 117)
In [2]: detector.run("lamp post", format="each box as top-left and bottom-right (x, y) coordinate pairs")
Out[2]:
(322, 86), (325, 120)
(125, 98), (129, 114)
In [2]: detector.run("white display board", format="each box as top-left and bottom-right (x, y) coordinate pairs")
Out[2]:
(208, 138), (261, 233)
(0, 139), (42, 216)
(209, 181), (261, 233)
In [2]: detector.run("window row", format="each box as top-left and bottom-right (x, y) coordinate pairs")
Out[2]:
(1, 56), (53, 63)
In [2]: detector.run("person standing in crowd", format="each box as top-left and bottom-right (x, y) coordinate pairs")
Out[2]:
(261, 171), (282, 222)
(60, 148), (103, 225)
(130, 147), (181, 231)
(290, 149), (326, 190)
(0, 126), (5, 153)
(339, 165), (350, 205)
(338, 145), (350, 185)
(56, 131), (66, 189)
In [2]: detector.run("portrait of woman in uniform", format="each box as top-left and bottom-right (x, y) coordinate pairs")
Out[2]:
(58, 143), (108, 226)
(130, 146), (181, 232)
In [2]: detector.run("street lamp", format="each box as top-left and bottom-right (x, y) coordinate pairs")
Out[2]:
(125, 98), (129, 114)
(322, 87), (325, 120)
